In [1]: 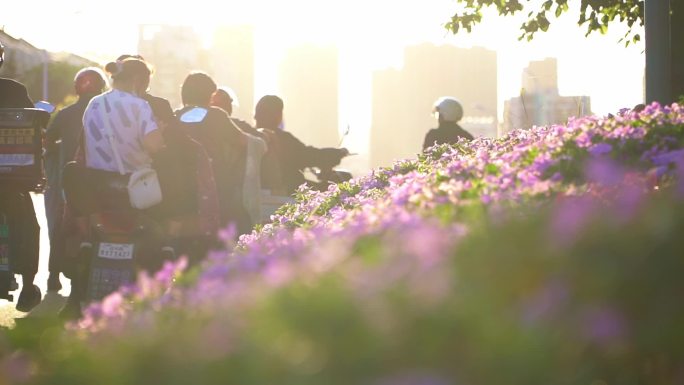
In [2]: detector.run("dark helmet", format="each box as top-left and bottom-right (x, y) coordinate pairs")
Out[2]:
(74, 67), (107, 96)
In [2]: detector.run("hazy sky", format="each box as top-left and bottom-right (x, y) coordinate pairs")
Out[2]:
(3, 0), (645, 121)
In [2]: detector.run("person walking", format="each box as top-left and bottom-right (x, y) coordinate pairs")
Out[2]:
(0, 40), (43, 312)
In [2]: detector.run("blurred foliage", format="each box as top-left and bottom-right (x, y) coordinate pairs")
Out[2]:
(20, 61), (79, 105)
(445, 0), (644, 46)
(2, 103), (684, 384)
(7, 188), (684, 385)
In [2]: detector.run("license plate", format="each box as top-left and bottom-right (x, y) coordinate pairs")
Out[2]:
(0, 154), (34, 166)
(97, 243), (134, 260)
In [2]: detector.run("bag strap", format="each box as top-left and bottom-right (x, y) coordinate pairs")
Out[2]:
(101, 94), (126, 176)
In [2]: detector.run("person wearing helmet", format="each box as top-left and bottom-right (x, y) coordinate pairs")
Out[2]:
(0, 40), (42, 311)
(44, 67), (108, 293)
(423, 96), (474, 151)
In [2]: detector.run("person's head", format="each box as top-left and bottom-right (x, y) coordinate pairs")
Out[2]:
(210, 87), (237, 116)
(0, 41), (4, 70)
(433, 97), (464, 124)
(181, 72), (217, 107)
(104, 58), (152, 96)
(255, 95), (284, 129)
(74, 67), (107, 97)
(116, 54), (145, 62)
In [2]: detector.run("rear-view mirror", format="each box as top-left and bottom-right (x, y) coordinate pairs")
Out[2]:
(34, 101), (55, 114)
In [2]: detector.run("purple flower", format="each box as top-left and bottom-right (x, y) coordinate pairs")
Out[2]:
(585, 158), (625, 187)
(652, 149), (684, 167)
(1, 352), (36, 383)
(101, 292), (124, 318)
(550, 196), (595, 246)
(62, 101), (684, 360)
(588, 142), (613, 156)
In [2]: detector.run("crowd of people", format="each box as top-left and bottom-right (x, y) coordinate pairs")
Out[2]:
(0, 39), (473, 316)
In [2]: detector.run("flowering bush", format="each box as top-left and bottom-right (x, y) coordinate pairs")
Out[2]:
(3, 103), (684, 384)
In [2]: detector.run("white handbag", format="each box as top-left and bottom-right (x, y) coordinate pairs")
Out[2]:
(101, 96), (163, 210)
(126, 167), (163, 209)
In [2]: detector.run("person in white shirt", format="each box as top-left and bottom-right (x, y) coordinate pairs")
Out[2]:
(82, 58), (164, 173)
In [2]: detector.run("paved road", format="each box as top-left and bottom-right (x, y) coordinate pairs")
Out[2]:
(0, 193), (70, 328)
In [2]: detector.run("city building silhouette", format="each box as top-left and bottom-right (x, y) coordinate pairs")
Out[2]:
(278, 44), (340, 147)
(503, 58), (591, 134)
(211, 25), (255, 122)
(138, 25), (210, 109)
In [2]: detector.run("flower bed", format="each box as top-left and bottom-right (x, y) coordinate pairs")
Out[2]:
(3, 103), (684, 385)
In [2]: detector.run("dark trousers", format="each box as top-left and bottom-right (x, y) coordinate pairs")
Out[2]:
(0, 191), (39, 277)
(44, 185), (65, 273)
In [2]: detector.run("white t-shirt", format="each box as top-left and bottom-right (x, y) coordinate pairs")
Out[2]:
(82, 89), (159, 173)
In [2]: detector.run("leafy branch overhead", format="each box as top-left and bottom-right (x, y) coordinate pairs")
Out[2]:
(445, 0), (644, 46)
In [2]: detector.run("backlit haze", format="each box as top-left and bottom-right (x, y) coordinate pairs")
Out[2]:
(3, 0), (645, 174)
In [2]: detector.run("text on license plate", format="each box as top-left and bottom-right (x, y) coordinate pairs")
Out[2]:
(98, 243), (134, 260)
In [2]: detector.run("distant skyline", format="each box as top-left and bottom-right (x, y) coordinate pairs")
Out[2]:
(4, 0), (645, 173)
(4, 0), (644, 114)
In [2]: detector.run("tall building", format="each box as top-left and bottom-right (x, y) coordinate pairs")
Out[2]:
(278, 44), (339, 147)
(210, 25), (255, 123)
(138, 25), (209, 109)
(370, 44), (497, 169)
(503, 58), (591, 134)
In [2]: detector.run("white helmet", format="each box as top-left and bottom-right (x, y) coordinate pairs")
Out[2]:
(433, 96), (463, 123)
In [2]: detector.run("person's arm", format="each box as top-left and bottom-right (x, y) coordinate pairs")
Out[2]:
(45, 110), (63, 146)
(282, 132), (347, 170)
(140, 102), (164, 154)
(143, 129), (165, 154)
(219, 111), (247, 148)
